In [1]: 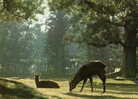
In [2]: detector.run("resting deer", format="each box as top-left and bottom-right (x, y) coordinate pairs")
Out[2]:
(69, 60), (106, 93)
(34, 75), (60, 88)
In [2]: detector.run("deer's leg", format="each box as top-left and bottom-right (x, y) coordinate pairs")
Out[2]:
(89, 77), (93, 92)
(80, 78), (87, 92)
(98, 74), (106, 93)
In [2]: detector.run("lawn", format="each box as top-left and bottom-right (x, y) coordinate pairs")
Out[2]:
(0, 77), (138, 99)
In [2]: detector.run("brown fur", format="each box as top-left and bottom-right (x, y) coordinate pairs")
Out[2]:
(69, 60), (106, 93)
(34, 75), (60, 88)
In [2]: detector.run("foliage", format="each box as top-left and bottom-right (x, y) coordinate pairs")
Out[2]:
(0, 22), (33, 76)
(29, 24), (47, 74)
(45, 12), (69, 76)
(0, 0), (45, 21)
(48, 0), (138, 77)
(48, 0), (138, 47)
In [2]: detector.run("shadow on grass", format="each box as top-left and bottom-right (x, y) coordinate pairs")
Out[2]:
(66, 82), (138, 98)
(64, 92), (127, 99)
(106, 82), (138, 93)
(0, 78), (47, 99)
(84, 82), (138, 95)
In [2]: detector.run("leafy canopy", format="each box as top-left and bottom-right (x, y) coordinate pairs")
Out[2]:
(48, 0), (138, 47)
(0, 0), (45, 21)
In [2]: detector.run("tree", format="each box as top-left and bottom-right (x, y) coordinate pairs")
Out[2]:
(0, 22), (33, 77)
(48, 0), (138, 78)
(0, 0), (44, 21)
(29, 24), (48, 75)
(46, 12), (68, 77)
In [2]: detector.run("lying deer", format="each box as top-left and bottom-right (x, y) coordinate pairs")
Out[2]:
(69, 60), (106, 93)
(34, 75), (60, 88)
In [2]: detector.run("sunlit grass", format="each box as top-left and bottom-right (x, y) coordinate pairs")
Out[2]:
(1, 77), (138, 99)
(0, 78), (47, 99)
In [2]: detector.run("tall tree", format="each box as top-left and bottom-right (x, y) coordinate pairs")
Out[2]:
(48, 0), (138, 78)
(46, 12), (68, 77)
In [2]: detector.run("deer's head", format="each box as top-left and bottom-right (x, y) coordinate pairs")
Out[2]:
(69, 81), (76, 91)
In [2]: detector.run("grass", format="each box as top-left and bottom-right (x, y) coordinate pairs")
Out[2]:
(0, 78), (47, 99)
(0, 77), (138, 99)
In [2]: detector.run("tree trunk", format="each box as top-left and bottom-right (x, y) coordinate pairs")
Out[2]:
(123, 25), (137, 78)
(123, 46), (136, 78)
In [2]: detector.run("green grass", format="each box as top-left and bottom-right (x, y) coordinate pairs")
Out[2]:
(0, 78), (47, 99)
(0, 77), (138, 99)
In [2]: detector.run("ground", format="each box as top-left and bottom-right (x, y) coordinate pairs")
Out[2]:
(0, 77), (138, 99)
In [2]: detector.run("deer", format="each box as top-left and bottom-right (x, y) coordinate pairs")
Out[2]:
(69, 60), (106, 93)
(34, 75), (60, 88)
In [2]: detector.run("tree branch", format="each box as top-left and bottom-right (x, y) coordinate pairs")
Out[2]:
(88, 42), (107, 47)
(82, 0), (124, 27)
(118, 40), (126, 47)
(105, 20), (124, 27)
(87, 40), (114, 48)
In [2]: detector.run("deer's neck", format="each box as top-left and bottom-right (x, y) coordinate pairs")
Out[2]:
(72, 75), (82, 86)
(35, 77), (39, 87)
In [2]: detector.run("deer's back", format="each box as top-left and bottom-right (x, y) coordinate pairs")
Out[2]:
(79, 61), (106, 77)
(38, 80), (60, 88)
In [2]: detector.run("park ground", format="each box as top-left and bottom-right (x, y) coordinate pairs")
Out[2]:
(0, 77), (138, 99)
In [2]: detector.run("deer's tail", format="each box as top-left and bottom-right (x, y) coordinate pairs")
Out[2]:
(105, 71), (121, 78)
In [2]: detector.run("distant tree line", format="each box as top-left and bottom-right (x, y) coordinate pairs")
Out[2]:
(0, 12), (125, 78)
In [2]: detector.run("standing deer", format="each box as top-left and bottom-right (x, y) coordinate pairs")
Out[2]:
(34, 75), (60, 88)
(69, 60), (106, 93)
